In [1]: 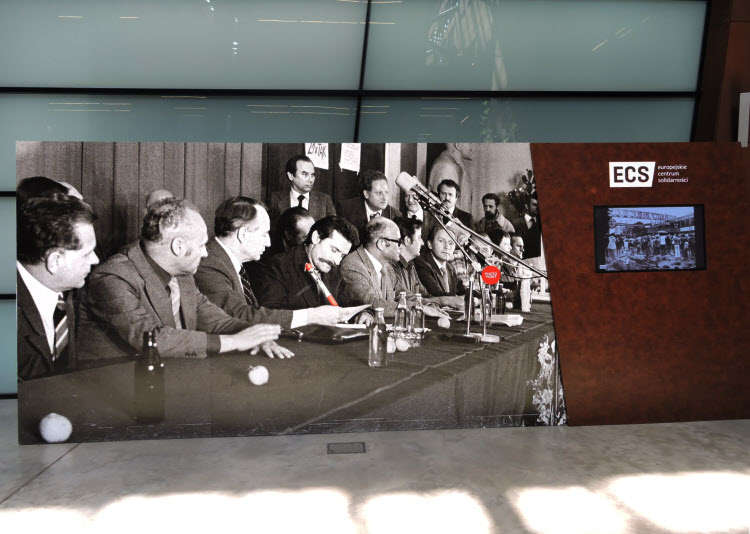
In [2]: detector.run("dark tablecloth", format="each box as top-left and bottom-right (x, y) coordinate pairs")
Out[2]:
(18, 304), (557, 444)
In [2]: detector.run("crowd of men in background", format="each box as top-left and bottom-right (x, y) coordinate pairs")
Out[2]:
(16, 154), (542, 381)
(606, 232), (696, 262)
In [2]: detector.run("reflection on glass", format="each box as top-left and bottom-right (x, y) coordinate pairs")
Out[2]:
(0, 0), (367, 89)
(357, 97), (694, 143)
(365, 0), (706, 91)
(0, 198), (15, 293)
(0, 94), (357, 190)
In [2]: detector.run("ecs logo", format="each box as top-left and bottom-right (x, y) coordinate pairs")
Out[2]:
(609, 162), (655, 188)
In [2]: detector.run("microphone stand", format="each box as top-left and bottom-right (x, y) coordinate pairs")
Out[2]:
(417, 196), (547, 280)
(427, 202), (500, 343)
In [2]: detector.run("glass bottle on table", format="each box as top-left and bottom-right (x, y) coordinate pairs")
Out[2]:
(411, 293), (425, 332)
(368, 308), (388, 368)
(394, 291), (409, 336)
(134, 329), (165, 424)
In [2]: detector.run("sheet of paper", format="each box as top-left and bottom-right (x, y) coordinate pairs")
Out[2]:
(339, 143), (361, 173)
(305, 143), (329, 170)
(338, 304), (371, 323)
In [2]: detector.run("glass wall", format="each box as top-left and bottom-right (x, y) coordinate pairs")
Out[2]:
(0, 0), (708, 393)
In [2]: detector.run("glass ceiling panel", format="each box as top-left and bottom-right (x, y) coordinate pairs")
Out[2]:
(364, 0), (706, 91)
(357, 96), (695, 143)
(0, 0), (367, 90)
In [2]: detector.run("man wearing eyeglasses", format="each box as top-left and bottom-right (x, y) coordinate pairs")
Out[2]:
(340, 217), (404, 317)
(340, 218), (448, 319)
(337, 169), (401, 246)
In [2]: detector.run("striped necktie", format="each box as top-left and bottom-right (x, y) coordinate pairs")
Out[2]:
(168, 277), (183, 329)
(239, 266), (259, 308)
(53, 294), (69, 361)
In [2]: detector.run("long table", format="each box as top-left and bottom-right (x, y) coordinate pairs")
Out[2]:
(18, 304), (558, 444)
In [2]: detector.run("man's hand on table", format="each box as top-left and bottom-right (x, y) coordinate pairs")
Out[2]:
(251, 340), (295, 359)
(220, 324), (280, 353)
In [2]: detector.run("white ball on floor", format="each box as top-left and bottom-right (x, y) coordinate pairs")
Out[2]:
(248, 365), (269, 385)
(39, 413), (72, 443)
(437, 317), (451, 329)
(395, 338), (410, 352)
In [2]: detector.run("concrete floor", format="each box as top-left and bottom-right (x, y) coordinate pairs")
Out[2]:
(1, 399), (748, 534)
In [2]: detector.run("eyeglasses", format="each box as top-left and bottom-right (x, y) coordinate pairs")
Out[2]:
(379, 237), (401, 246)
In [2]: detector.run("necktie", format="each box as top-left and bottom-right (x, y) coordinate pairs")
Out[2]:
(440, 266), (450, 292)
(53, 294), (69, 361)
(370, 212), (381, 221)
(239, 266), (259, 308)
(168, 277), (182, 329)
(297, 195), (305, 208)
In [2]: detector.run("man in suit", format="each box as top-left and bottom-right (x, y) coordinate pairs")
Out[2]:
(423, 179), (474, 287)
(392, 217), (463, 310)
(195, 197), (348, 328)
(513, 196), (542, 259)
(413, 226), (467, 298)
(337, 169), (402, 245)
(257, 216), (360, 312)
(17, 195), (99, 380)
(78, 199), (287, 361)
(339, 218), (403, 316)
(268, 155), (336, 229)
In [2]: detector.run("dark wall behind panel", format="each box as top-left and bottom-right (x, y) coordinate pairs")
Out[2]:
(533, 142), (750, 425)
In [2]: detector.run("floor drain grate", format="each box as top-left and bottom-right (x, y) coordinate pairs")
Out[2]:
(327, 442), (366, 454)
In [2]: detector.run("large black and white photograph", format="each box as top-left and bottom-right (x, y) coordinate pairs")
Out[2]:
(594, 205), (706, 273)
(16, 141), (564, 444)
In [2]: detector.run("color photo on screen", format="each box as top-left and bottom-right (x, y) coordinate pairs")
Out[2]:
(594, 205), (706, 272)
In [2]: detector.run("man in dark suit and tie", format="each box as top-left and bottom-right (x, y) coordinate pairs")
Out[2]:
(195, 196), (347, 328)
(17, 195), (100, 380)
(78, 199), (287, 361)
(257, 216), (363, 313)
(337, 170), (402, 245)
(413, 226), (467, 298)
(268, 155), (336, 230)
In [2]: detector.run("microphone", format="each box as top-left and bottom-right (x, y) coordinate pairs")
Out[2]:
(396, 172), (445, 211)
(305, 262), (338, 306)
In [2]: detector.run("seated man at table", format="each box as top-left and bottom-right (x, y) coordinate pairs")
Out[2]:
(392, 217), (464, 310)
(17, 194), (100, 380)
(78, 198), (290, 360)
(195, 196), (348, 328)
(339, 218), (404, 316)
(413, 226), (467, 298)
(257, 215), (360, 311)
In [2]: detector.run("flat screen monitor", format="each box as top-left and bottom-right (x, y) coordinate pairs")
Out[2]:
(594, 205), (706, 273)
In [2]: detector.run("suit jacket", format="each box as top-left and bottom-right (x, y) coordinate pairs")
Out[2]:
(17, 272), (77, 381)
(77, 242), (248, 360)
(257, 245), (345, 310)
(337, 197), (402, 246)
(422, 206), (474, 242)
(392, 256), (430, 298)
(413, 252), (465, 297)
(269, 189), (336, 226)
(513, 215), (543, 259)
(194, 240), (293, 328)
(339, 247), (402, 316)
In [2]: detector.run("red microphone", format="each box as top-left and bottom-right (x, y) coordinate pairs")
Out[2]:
(305, 262), (338, 306)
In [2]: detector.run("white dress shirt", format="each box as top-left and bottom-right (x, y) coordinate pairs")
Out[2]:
(364, 201), (382, 221)
(364, 248), (384, 286)
(17, 262), (60, 353)
(407, 206), (424, 221)
(290, 189), (310, 210)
